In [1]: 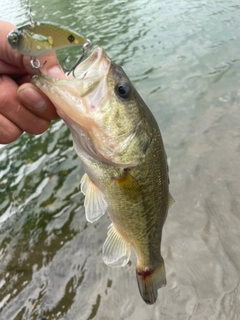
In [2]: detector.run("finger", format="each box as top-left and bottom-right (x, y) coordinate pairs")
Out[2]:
(0, 75), (51, 135)
(0, 21), (38, 75)
(22, 51), (67, 79)
(0, 114), (22, 144)
(17, 63), (66, 120)
(15, 56), (66, 86)
(17, 83), (59, 121)
(0, 21), (24, 71)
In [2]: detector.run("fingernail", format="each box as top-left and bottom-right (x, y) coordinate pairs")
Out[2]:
(47, 65), (66, 79)
(19, 88), (46, 110)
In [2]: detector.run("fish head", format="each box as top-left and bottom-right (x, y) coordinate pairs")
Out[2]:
(32, 47), (153, 167)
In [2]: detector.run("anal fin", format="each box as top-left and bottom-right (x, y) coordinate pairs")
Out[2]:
(80, 173), (107, 223)
(102, 223), (131, 267)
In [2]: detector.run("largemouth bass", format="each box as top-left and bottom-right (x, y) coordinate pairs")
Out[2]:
(32, 47), (174, 305)
(7, 22), (88, 57)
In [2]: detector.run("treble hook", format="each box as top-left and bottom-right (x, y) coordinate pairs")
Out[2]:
(29, 57), (47, 69)
(62, 39), (91, 77)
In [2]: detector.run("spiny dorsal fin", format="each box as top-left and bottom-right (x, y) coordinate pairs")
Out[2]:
(168, 192), (175, 208)
(80, 173), (107, 223)
(102, 223), (131, 267)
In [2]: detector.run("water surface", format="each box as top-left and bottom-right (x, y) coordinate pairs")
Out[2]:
(1, 0), (240, 319)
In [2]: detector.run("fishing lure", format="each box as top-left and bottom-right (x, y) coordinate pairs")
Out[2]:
(7, 0), (91, 73)
(7, 21), (90, 68)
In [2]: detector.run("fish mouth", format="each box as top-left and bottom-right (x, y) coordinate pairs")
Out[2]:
(32, 47), (113, 162)
(32, 46), (111, 117)
(72, 46), (110, 80)
(32, 46), (110, 93)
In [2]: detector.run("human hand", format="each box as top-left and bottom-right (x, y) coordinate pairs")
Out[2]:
(0, 20), (66, 144)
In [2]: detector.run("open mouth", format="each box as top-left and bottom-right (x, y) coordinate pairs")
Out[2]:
(72, 46), (111, 80)
(31, 46), (112, 123)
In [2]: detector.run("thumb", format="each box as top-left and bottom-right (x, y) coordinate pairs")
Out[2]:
(17, 52), (67, 121)
(0, 20), (24, 73)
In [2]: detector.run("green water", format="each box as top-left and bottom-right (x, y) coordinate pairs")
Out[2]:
(1, 0), (240, 319)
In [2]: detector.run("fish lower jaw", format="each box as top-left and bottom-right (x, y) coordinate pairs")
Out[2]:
(31, 76), (56, 94)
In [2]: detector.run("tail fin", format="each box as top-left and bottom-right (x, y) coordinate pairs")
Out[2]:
(136, 261), (166, 305)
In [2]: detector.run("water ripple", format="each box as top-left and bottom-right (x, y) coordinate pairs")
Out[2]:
(1, 0), (240, 319)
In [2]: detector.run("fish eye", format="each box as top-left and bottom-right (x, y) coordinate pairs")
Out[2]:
(115, 82), (131, 99)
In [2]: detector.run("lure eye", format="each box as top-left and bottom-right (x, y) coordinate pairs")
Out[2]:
(8, 31), (20, 44)
(115, 82), (131, 99)
(10, 33), (19, 43)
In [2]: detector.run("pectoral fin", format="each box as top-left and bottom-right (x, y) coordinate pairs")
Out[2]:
(114, 170), (142, 202)
(80, 173), (107, 223)
(102, 223), (131, 267)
